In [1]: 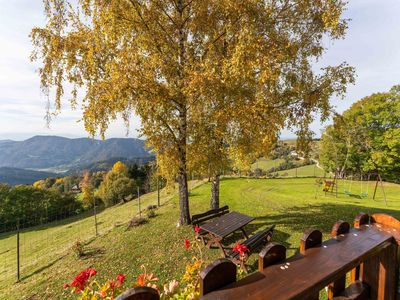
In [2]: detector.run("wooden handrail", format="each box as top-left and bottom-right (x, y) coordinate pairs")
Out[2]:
(200, 213), (400, 300)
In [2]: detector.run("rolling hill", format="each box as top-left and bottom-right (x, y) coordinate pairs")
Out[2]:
(0, 135), (153, 172)
(0, 167), (56, 185)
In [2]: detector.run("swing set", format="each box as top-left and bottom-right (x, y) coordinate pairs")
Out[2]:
(343, 173), (369, 198)
(317, 171), (387, 206)
(343, 173), (387, 205)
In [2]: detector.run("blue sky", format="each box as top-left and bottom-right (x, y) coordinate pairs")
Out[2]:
(0, 0), (399, 141)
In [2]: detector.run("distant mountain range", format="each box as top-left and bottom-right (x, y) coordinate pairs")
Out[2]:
(0, 135), (153, 185)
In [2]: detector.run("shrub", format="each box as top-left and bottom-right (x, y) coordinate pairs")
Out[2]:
(127, 217), (147, 229)
(147, 209), (156, 219)
(72, 240), (85, 258)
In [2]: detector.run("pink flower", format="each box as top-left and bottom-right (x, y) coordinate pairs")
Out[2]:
(163, 279), (179, 296)
(184, 239), (190, 250)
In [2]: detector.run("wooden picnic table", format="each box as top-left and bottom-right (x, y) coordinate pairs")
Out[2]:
(201, 223), (398, 300)
(200, 211), (254, 257)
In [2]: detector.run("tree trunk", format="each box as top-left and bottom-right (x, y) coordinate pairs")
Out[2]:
(176, 110), (190, 225)
(210, 174), (220, 210)
(177, 164), (190, 225)
(176, 0), (190, 225)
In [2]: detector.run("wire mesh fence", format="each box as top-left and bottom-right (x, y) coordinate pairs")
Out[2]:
(0, 183), (170, 290)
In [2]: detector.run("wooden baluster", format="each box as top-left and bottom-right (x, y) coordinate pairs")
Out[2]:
(300, 229), (322, 299)
(200, 258), (237, 296)
(328, 221), (350, 300)
(115, 286), (160, 300)
(332, 281), (370, 300)
(258, 242), (286, 271)
(351, 213), (370, 282)
(371, 213), (400, 297)
(361, 238), (398, 300)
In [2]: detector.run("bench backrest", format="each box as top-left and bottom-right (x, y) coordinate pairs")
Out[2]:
(192, 205), (229, 225)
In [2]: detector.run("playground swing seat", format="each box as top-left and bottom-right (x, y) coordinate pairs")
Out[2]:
(344, 175), (369, 198)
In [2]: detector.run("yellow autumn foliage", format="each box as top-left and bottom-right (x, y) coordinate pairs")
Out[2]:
(31, 0), (355, 224)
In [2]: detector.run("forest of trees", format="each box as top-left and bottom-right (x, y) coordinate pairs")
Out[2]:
(320, 85), (400, 182)
(0, 161), (162, 232)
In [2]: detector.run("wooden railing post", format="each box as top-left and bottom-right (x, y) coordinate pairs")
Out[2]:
(258, 242), (286, 271)
(353, 213), (370, 229)
(300, 229), (322, 255)
(300, 229), (322, 299)
(200, 259), (237, 297)
(115, 286), (159, 300)
(361, 238), (397, 300)
(328, 221), (350, 299)
(351, 213), (370, 283)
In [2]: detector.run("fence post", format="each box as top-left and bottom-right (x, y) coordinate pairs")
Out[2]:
(157, 177), (160, 207)
(16, 219), (20, 282)
(138, 186), (141, 218)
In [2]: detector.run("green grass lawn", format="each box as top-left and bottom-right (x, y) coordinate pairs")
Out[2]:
(1, 177), (399, 299)
(276, 164), (326, 177)
(251, 158), (284, 171)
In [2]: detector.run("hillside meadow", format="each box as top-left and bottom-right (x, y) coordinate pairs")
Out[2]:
(1, 177), (399, 299)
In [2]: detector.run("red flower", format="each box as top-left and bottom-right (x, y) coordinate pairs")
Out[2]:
(109, 279), (117, 290)
(87, 268), (97, 277)
(184, 239), (190, 250)
(63, 283), (70, 289)
(116, 274), (126, 284)
(67, 268), (97, 292)
(194, 225), (201, 233)
(233, 243), (248, 257)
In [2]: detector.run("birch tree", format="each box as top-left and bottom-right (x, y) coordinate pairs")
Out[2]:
(32, 0), (354, 224)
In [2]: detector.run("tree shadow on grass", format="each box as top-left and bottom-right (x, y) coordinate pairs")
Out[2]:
(239, 203), (400, 274)
(256, 202), (400, 235)
(80, 246), (106, 259)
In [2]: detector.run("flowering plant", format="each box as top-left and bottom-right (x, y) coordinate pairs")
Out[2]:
(232, 243), (249, 257)
(136, 265), (159, 291)
(64, 230), (205, 299)
(232, 243), (249, 273)
(64, 268), (126, 299)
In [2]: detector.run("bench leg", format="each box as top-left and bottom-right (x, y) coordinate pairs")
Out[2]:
(196, 233), (208, 246)
(206, 234), (227, 257)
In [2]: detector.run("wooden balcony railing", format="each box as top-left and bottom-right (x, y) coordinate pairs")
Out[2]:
(199, 213), (400, 300)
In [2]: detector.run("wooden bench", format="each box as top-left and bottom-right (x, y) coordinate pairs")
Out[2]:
(192, 205), (229, 244)
(227, 225), (275, 272)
